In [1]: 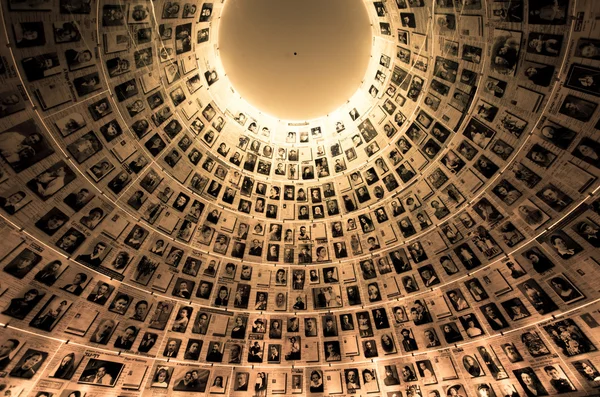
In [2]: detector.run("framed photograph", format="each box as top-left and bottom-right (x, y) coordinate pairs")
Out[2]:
(65, 48), (94, 71)
(2, 284), (46, 320)
(55, 112), (86, 137)
(500, 297), (530, 322)
(522, 60), (555, 87)
(103, 32), (130, 54)
(515, 199), (549, 230)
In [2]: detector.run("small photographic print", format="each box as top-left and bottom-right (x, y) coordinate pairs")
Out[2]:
(27, 161), (77, 201)
(9, 349), (48, 379)
(67, 132), (103, 163)
(21, 53), (61, 82)
(73, 72), (102, 97)
(564, 64), (600, 97)
(55, 112), (86, 137)
(78, 358), (125, 386)
(0, 89), (25, 118)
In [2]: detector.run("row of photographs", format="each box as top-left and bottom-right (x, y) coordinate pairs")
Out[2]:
(0, 312), (598, 395)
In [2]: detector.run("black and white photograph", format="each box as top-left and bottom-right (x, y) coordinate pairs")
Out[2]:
(9, 349), (48, 379)
(78, 358), (124, 386)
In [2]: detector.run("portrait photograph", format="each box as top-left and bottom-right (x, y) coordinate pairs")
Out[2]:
(78, 358), (124, 386)
(544, 229), (583, 260)
(66, 132), (103, 164)
(490, 29), (522, 76)
(559, 94), (598, 122)
(546, 274), (585, 304)
(171, 367), (209, 392)
(572, 137), (600, 169)
(3, 247), (42, 279)
(55, 112), (87, 138)
(29, 294), (73, 331)
(21, 53), (61, 82)
(0, 119), (55, 173)
(52, 21), (80, 44)
(543, 318), (597, 357)
(0, 89), (26, 119)
(9, 349), (48, 379)
(73, 72), (102, 97)
(2, 285), (46, 320)
(49, 351), (83, 380)
(517, 279), (558, 315)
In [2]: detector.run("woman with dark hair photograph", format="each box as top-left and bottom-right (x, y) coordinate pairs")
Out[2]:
(52, 352), (77, 379)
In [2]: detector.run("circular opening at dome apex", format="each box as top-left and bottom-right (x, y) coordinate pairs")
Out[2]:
(218, 0), (372, 121)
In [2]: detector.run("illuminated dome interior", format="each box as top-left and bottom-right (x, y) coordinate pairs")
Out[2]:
(0, 0), (598, 396)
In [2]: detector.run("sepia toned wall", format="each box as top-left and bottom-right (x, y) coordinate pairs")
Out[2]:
(0, 0), (597, 396)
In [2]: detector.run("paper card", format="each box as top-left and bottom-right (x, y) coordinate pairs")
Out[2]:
(324, 370), (343, 394)
(341, 263), (357, 283)
(167, 161), (193, 184)
(299, 148), (312, 162)
(255, 269), (271, 288)
(484, 269), (512, 297)
(121, 363), (148, 389)
(270, 372), (287, 394)
(380, 223), (398, 246)
(421, 231), (449, 255)
(180, 100), (199, 120)
(440, 103), (464, 130)
(157, 211), (180, 234)
(280, 204), (296, 221)
(459, 15), (483, 36)
(510, 86), (544, 113)
(369, 107), (387, 124)
(304, 341), (319, 363)
(101, 212), (130, 240)
(151, 268), (174, 293)
(410, 150), (429, 171)
(219, 214), (237, 233)
(552, 161), (596, 193)
(427, 295), (452, 319)
(139, 72), (161, 94)
(180, 55), (197, 74)
(34, 82), (73, 111)
(459, 169), (484, 194)
(434, 355), (458, 380)
(211, 315), (231, 336)
(414, 179), (434, 200)
(343, 335), (359, 356)
(64, 308), (99, 336)
(383, 277), (401, 298)
(111, 140), (137, 163)
(312, 222), (327, 241)
(103, 32), (130, 54)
